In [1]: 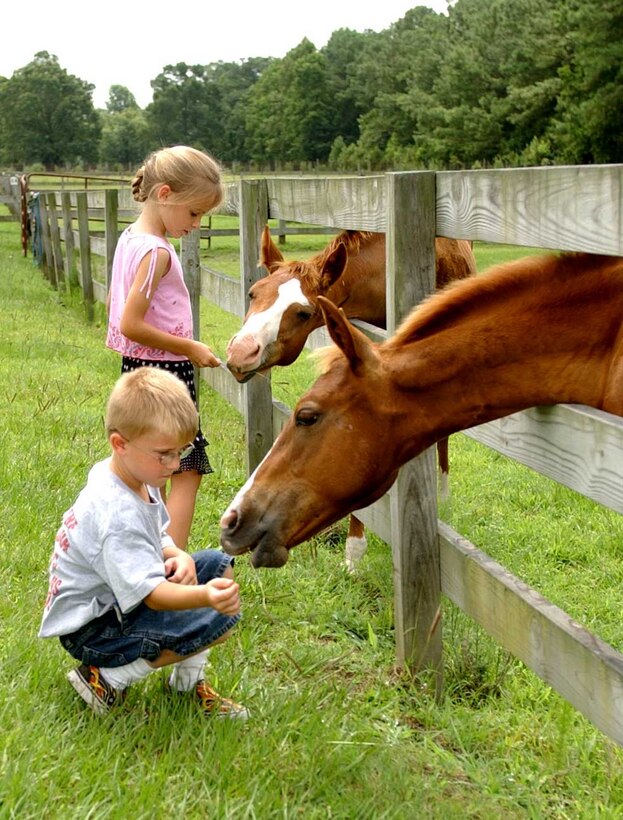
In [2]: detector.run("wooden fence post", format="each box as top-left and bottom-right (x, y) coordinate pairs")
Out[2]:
(61, 192), (75, 287)
(76, 192), (94, 321)
(181, 229), (202, 401)
(239, 179), (273, 473)
(385, 171), (442, 688)
(38, 195), (54, 286)
(104, 189), (119, 294)
(47, 192), (65, 291)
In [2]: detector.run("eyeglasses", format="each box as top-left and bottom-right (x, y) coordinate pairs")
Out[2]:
(121, 437), (195, 468)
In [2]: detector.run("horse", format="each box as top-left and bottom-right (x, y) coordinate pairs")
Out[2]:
(219, 252), (623, 569)
(225, 226), (476, 570)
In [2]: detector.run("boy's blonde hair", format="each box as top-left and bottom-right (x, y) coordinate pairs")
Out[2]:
(131, 145), (223, 212)
(106, 368), (199, 443)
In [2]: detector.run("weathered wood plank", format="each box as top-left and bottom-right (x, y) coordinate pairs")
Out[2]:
(61, 193), (75, 287)
(385, 171), (441, 676)
(238, 179), (273, 473)
(265, 176), (387, 230)
(436, 165), (623, 253)
(104, 189), (119, 293)
(200, 268), (240, 316)
(75, 192), (94, 318)
(464, 404), (623, 514)
(46, 192), (65, 290)
(439, 520), (623, 747)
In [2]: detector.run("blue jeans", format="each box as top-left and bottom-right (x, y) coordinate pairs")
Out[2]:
(60, 550), (240, 668)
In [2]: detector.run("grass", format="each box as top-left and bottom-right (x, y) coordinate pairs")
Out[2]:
(1, 213), (623, 817)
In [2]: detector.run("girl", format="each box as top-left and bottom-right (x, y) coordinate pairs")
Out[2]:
(106, 145), (223, 550)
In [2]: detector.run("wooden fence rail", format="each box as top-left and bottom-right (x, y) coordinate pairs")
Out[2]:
(29, 165), (623, 747)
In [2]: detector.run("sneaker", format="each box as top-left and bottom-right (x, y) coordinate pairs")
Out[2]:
(168, 675), (249, 720)
(67, 664), (124, 714)
(195, 680), (249, 720)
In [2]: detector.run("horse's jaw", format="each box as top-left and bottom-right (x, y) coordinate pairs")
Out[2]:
(220, 509), (291, 567)
(226, 363), (271, 383)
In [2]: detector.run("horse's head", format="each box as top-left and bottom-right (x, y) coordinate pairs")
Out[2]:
(226, 226), (348, 382)
(220, 296), (402, 567)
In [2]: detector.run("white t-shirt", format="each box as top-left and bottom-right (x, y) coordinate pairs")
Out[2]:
(39, 458), (173, 638)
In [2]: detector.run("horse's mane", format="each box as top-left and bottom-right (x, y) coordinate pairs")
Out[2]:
(390, 252), (610, 347)
(283, 231), (378, 290)
(313, 252), (618, 373)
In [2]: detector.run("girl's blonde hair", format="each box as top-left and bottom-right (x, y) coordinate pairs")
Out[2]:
(131, 145), (223, 212)
(106, 368), (199, 443)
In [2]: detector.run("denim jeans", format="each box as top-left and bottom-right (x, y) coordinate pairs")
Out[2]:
(60, 550), (240, 667)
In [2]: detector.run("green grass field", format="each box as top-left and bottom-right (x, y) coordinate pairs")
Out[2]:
(1, 213), (623, 818)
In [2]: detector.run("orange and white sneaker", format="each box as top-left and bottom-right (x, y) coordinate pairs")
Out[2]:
(67, 664), (125, 714)
(194, 680), (249, 720)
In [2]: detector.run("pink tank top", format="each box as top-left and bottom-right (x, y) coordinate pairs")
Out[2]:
(106, 228), (193, 361)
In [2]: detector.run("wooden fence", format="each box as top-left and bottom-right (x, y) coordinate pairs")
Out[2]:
(28, 165), (623, 747)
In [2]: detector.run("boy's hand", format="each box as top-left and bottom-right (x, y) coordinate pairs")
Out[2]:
(164, 553), (198, 585)
(204, 577), (240, 615)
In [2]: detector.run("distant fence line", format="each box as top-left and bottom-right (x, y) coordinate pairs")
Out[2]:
(23, 166), (623, 748)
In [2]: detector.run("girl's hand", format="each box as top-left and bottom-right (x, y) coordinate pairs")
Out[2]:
(187, 340), (221, 369)
(164, 553), (198, 585)
(204, 577), (240, 615)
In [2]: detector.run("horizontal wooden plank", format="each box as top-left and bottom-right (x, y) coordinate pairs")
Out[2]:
(439, 520), (623, 747)
(265, 176), (387, 230)
(436, 164), (623, 253)
(201, 268), (240, 316)
(464, 404), (623, 514)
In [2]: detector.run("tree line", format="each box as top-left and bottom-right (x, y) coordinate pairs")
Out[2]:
(0, 0), (620, 173)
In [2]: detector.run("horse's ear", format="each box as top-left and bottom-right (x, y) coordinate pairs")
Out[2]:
(318, 242), (347, 292)
(260, 225), (284, 273)
(318, 295), (374, 374)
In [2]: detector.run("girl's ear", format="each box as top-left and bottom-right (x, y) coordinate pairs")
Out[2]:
(156, 184), (171, 202)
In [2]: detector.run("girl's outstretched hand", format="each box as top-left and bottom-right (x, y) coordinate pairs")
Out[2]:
(204, 577), (240, 615)
(187, 340), (221, 368)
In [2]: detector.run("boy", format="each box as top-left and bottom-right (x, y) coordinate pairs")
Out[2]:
(39, 367), (247, 719)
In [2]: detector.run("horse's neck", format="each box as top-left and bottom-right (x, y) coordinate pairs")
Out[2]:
(387, 260), (623, 458)
(325, 238), (386, 324)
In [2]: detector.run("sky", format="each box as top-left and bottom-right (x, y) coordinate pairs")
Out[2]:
(1, 1), (450, 109)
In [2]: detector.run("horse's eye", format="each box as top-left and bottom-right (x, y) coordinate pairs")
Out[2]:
(295, 409), (319, 427)
(296, 309), (313, 321)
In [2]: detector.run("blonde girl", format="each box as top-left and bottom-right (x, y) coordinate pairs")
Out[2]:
(106, 145), (223, 550)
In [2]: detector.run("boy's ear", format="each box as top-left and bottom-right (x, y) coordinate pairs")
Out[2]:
(109, 431), (127, 455)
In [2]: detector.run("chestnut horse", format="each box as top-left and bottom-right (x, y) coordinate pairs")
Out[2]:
(220, 253), (623, 568)
(226, 226), (476, 570)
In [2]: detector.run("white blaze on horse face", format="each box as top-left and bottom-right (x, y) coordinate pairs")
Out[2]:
(219, 445), (273, 529)
(240, 278), (309, 349)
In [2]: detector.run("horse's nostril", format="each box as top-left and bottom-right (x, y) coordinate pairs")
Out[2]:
(220, 508), (238, 531)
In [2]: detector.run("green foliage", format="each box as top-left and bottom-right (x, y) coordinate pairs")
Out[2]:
(99, 107), (152, 168)
(0, 1), (621, 171)
(0, 51), (101, 167)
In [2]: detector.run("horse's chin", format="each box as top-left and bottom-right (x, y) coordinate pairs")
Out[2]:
(227, 364), (272, 383)
(250, 542), (290, 568)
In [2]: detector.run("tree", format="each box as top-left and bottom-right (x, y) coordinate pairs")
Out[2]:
(146, 63), (224, 155)
(99, 108), (152, 168)
(548, 0), (623, 163)
(106, 85), (139, 114)
(244, 40), (335, 167)
(0, 52), (100, 168)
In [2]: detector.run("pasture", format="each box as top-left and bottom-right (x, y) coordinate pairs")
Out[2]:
(1, 212), (623, 817)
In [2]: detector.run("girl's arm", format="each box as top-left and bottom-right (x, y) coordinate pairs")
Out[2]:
(120, 248), (220, 367)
